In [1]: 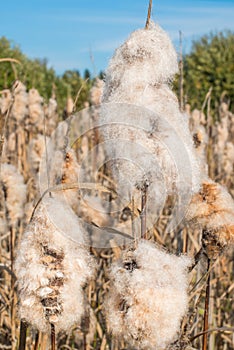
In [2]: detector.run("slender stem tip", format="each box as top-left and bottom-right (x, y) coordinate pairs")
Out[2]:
(145, 0), (153, 29)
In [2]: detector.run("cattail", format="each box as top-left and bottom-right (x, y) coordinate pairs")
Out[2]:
(0, 89), (12, 115)
(46, 96), (57, 119)
(100, 22), (200, 218)
(186, 180), (234, 259)
(90, 78), (103, 106)
(11, 81), (28, 123)
(104, 239), (191, 350)
(215, 116), (229, 152)
(223, 142), (234, 176)
(219, 102), (232, 120)
(66, 96), (74, 116)
(45, 95), (58, 135)
(15, 196), (95, 333)
(192, 126), (208, 177)
(27, 134), (47, 176)
(102, 23), (178, 99)
(189, 109), (206, 132)
(27, 88), (44, 133)
(0, 163), (27, 227)
(45, 148), (80, 208)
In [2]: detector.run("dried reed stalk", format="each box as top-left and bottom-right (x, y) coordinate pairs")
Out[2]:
(179, 30), (184, 111)
(34, 332), (39, 350)
(202, 259), (211, 350)
(51, 323), (56, 350)
(141, 185), (148, 239)
(0, 58), (21, 65)
(18, 320), (27, 350)
(145, 0), (153, 29)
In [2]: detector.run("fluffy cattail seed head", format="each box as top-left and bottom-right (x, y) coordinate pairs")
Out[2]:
(103, 22), (178, 102)
(105, 240), (191, 349)
(11, 81), (28, 122)
(15, 196), (95, 333)
(0, 163), (27, 227)
(100, 21), (201, 214)
(0, 89), (12, 114)
(186, 180), (234, 259)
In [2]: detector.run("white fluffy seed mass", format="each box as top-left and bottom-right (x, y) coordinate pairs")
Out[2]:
(186, 180), (234, 258)
(105, 240), (191, 350)
(11, 81), (28, 122)
(103, 22), (178, 101)
(0, 163), (27, 227)
(0, 89), (12, 114)
(101, 22), (200, 204)
(27, 134), (47, 175)
(15, 196), (95, 333)
(186, 180), (234, 229)
(28, 88), (44, 130)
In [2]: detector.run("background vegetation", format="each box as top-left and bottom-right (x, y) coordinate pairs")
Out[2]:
(0, 37), (94, 114)
(183, 31), (234, 113)
(0, 28), (234, 350)
(1, 30), (234, 116)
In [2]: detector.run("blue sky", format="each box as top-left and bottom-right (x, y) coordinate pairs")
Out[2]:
(1, 0), (234, 76)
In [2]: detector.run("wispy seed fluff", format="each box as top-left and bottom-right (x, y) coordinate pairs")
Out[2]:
(90, 78), (104, 106)
(45, 148), (80, 209)
(186, 180), (234, 259)
(27, 88), (44, 132)
(27, 134), (47, 176)
(15, 196), (95, 333)
(0, 89), (12, 115)
(101, 22), (200, 200)
(45, 95), (58, 135)
(104, 240), (191, 350)
(0, 163), (27, 227)
(11, 81), (28, 122)
(102, 22), (178, 98)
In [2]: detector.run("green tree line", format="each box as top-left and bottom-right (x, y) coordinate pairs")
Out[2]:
(182, 30), (234, 113)
(0, 37), (94, 114)
(1, 31), (234, 115)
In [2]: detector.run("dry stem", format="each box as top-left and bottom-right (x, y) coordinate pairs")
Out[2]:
(141, 185), (148, 239)
(18, 320), (27, 350)
(51, 323), (56, 350)
(202, 258), (211, 350)
(145, 0), (153, 29)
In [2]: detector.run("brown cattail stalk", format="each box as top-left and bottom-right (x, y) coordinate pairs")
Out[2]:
(18, 320), (28, 350)
(34, 332), (39, 350)
(145, 0), (153, 29)
(202, 259), (211, 350)
(51, 323), (56, 350)
(179, 30), (184, 111)
(141, 185), (148, 239)
(10, 226), (15, 287)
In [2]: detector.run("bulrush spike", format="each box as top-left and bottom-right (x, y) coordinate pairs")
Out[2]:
(104, 240), (191, 349)
(100, 18), (200, 239)
(15, 196), (96, 334)
(186, 180), (234, 260)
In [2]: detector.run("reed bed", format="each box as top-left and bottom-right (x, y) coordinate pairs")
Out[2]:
(0, 20), (234, 350)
